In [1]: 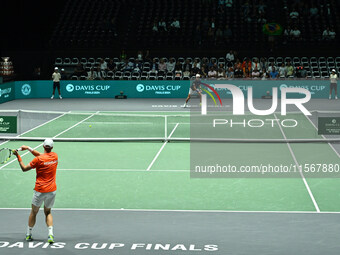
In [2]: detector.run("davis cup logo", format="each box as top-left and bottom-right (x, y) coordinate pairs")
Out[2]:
(21, 84), (31, 96)
(280, 84), (288, 90)
(332, 119), (337, 124)
(66, 84), (74, 92)
(136, 84), (145, 92)
(0, 118), (3, 122)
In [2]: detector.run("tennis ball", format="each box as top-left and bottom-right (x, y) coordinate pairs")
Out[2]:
(89, 125), (92, 128)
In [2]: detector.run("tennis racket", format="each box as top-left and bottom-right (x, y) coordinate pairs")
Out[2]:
(0, 148), (22, 165)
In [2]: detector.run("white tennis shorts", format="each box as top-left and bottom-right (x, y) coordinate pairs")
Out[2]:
(32, 190), (56, 208)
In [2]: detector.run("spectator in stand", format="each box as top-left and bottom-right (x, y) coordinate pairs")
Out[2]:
(310, 4), (318, 17)
(218, 0), (224, 7)
(210, 18), (216, 32)
(267, 62), (276, 73)
(269, 67), (279, 79)
(252, 58), (261, 73)
(258, 13), (267, 25)
(329, 27), (336, 40)
(152, 20), (158, 34)
(201, 58), (209, 71)
(86, 68), (96, 80)
(183, 59), (192, 75)
(279, 63), (287, 78)
(151, 59), (158, 71)
(192, 63), (200, 76)
(94, 66), (105, 80)
(208, 67), (217, 79)
(158, 58), (167, 72)
(158, 18), (167, 33)
(259, 57), (267, 73)
(137, 51), (143, 61)
(242, 58), (252, 78)
(217, 64), (226, 79)
(226, 0), (233, 8)
(74, 63), (86, 77)
(223, 24), (233, 44)
(252, 67), (261, 79)
(283, 26), (292, 44)
(226, 50), (235, 65)
(134, 60), (142, 73)
(290, 8), (299, 20)
(200, 66), (208, 78)
(100, 59), (107, 71)
(167, 59), (175, 73)
(175, 61), (183, 71)
(290, 26), (301, 40)
(120, 59), (128, 71)
(226, 66), (234, 78)
(234, 59), (243, 78)
(286, 61), (294, 77)
(170, 18), (180, 32)
(126, 59), (135, 71)
(107, 59), (116, 71)
(323, 27), (336, 40)
(192, 59), (201, 69)
(258, 0), (266, 14)
(209, 58), (218, 71)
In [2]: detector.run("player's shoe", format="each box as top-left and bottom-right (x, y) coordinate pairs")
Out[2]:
(25, 235), (33, 242)
(59, 95), (62, 99)
(336, 96), (338, 100)
(181, 104), (187, 108)
(48, 235), (54, 244)
(51, 95), (54, 99)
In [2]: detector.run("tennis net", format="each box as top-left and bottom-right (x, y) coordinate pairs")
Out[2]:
(0, 110), (339, 143)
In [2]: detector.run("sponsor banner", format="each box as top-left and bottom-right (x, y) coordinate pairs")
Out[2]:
(0, 82), (15, 104)
(201, 80), (330, 99)
(318, 117), (340, 135)
(0, 116), (17, 133)
(1, 80), (332, 102)
(60, 80), (188, 98)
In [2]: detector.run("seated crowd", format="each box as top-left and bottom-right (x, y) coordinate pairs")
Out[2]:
(70, 50), (313, 80)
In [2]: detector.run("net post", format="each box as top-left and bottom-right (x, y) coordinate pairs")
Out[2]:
(164, 115), (168, 141)
(18, 109), (21, 135)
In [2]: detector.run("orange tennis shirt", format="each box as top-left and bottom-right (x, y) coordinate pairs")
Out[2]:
(29, 152), (58, 193)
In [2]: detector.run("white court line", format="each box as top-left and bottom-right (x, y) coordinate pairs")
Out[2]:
(0, 207), (339, 214)
(274, 113), (320, 213)
(304, 114), (340, 158)
(146, 123), (179, 171)
(0, 111), (99, 170)
(0, 111), (69, 147)
(82, 122), (155, 125)
(1, 168), (189, 172)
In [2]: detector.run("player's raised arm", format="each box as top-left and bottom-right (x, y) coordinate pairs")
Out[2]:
(20, 145), (41, 157)
(13, 150), (32, 172)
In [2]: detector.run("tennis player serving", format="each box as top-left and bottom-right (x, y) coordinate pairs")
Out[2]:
(13, 138), (58, 243)
(182, 74), (202, 108)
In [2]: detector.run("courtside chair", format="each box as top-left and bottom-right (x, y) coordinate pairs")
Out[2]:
(71, 58), (79, 65)
(55, 58), (63, 66)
